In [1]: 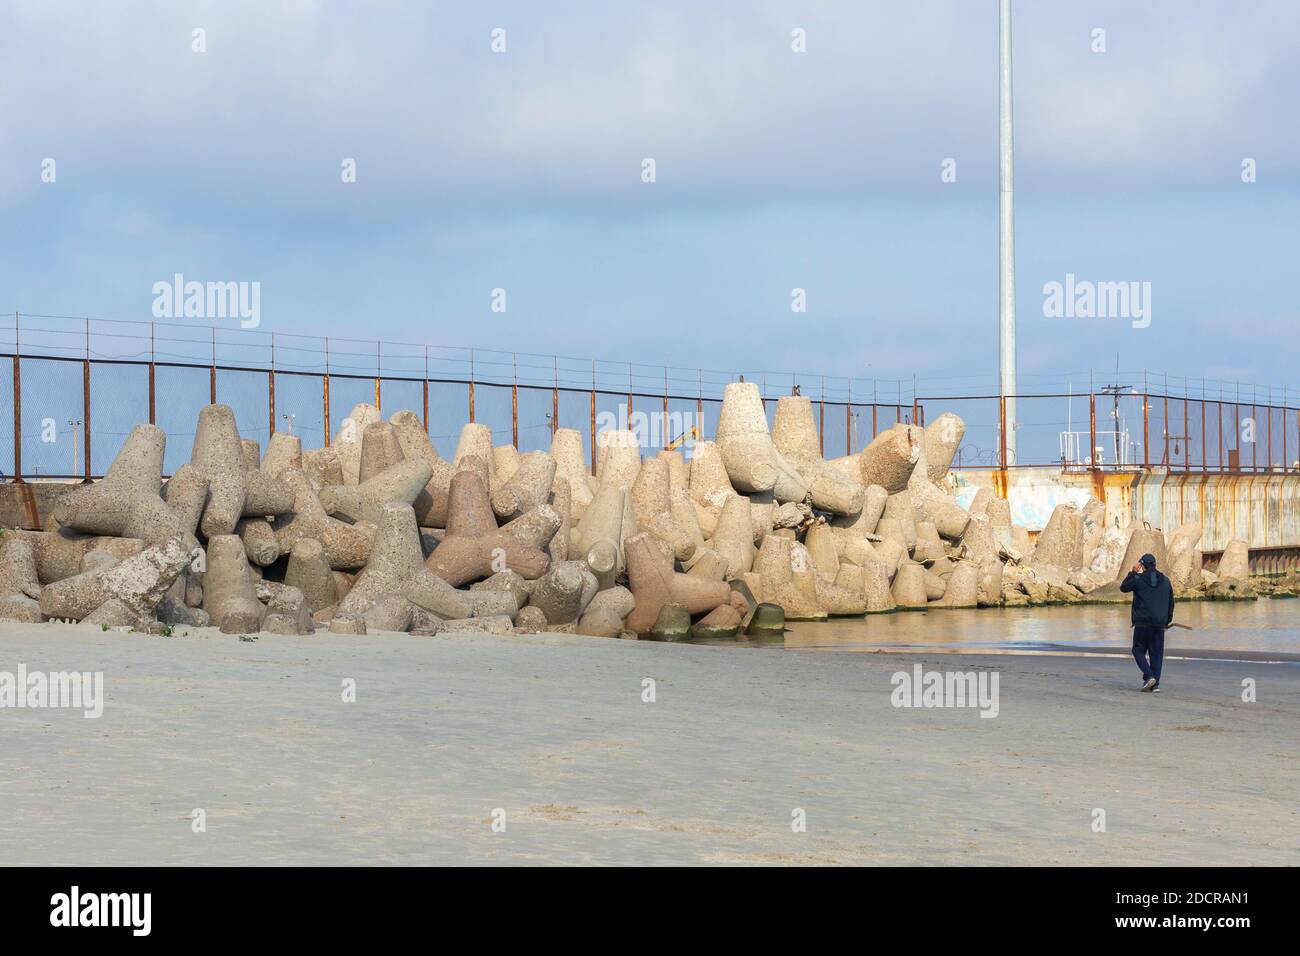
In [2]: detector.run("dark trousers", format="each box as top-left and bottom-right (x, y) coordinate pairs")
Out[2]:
(1132, 625), (1166, 684)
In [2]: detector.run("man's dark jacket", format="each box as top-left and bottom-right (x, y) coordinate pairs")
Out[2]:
(1120, 568), (1175, 627)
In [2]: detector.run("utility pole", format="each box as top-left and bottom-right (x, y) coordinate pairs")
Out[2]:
(998, 0), (1018, 465)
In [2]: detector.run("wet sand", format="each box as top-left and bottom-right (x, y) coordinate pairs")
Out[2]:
(2, 618), (1296, 866)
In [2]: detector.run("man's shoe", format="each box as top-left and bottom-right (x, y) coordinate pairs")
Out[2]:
(1141, 678), (1157, 692)
(1152, 685), (1161, 694)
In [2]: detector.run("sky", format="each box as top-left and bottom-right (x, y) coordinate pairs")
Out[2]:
(1, 0), (1297, 402)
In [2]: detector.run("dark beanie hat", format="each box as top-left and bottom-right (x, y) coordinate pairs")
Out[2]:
(1140, 553), (1156, 568)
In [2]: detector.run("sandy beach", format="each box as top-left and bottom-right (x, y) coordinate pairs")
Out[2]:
(2, 619), (1296, 866)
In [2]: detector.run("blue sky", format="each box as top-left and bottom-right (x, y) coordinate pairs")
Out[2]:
(2, 0), (1297, 397)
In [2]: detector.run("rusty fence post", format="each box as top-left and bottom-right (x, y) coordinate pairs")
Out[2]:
(82, 357), (92, 481)
(1199, 399), (1206, 472)
(12, 333), (22, 482)
(472, 350), (481, 425)
(148, 322), (156, 426)
(1217, 399), (1224, 472)
(374, 341), (381, 411)
(589, 388), (597, 475)
(552, 358), (559, 439)
(323, 336), (331, 447)
(1183, 397), (1190, 472)
(1142, 393), (1150, 469)
(422, 346), (430, 432)
(999, 395), (1008, 471)
(1089, 393), (1097, 471)
(1163, 397), (1169, 467)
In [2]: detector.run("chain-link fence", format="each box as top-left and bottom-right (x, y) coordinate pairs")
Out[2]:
(2, 312), (1297, 479)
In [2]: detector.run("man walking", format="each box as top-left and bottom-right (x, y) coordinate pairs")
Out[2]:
(1120, 553), (1175, 693)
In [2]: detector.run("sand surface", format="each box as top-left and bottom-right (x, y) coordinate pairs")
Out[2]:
(1, 621), (1296, 865)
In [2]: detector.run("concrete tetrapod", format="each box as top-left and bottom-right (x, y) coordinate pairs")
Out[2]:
(891, 562), (929, 609)
(771, 395), (865, 515)
(6, 531), (144, 585)
(528, 560), (598, 625)
(933, 560), (979, 608)
(752, 535), (825, 621)
(1217, 539), (1250, 580)
(922, 413), (966, 483)
(334, 403), (382, 486)
(687, 440), (734, 522)
(571, 482), (634, 590)
(425, 471), (551, 587)
(715, 382), (807, 500)
(550, 428), (595, 521)
(709, 494), (756, 578)
(39, 535), (194, 624)
(491, 451), (556, 522)
(284, 538), (339, 612)
(452, 424), (496, 487)
(388, 410), (456, 528)
(52, 424), (165, 536)
(853, 423), (923, 493)
(318, 457), (433, 527)
(631, 457), (697, 562)
(623, 532), (731, 635)
(357, 422), (405, 483)
(576, 585), (635, 637)
(336, 503), (425, 618)
(190, 405), (295, 537)
(0, 537), (44, 622)
(302, 447), (344, 490)
(492, 445), (521, 491)
(595, 429), (641, 490)
(272, 468), (375, 570)
(202, 535), (267, 633)
(261, 432), (303, 479)
(1115, 528), (1169, 582)
(1034, 504), (1086, 571)
(1165, 523), (1204, 590)
(906, 447), (970, 541)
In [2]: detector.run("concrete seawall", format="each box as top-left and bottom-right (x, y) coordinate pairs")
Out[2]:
(952, 467), (1300, 569)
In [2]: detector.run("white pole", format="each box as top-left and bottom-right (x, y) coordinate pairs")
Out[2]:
(999, 0), (1018, 465)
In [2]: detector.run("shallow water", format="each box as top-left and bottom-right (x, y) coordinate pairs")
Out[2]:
(700, 597), (1300, 661)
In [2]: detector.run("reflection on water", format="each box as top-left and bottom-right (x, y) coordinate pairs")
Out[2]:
(692, 599), (1300, 660)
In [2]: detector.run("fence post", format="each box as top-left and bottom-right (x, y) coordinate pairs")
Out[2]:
(83, 355), (92, 481)
(1089, 393), (1097, 471)
(1142, 394), (1150, 469)
(469, 350), (475, 423)
(550, 358), (559, 439)
(209, 327), (216, 404)
(323, 336), (331, 448)
(1252, 402), (1258, 472)
(12, 312), (21, 481)
(423, 345), (430, 433)
(148, 322), (156, 425)
(1200, 399), (1207, 473)
(589, 388), (596, 475)
(999, 395), (1007, 472)
(267, 333), (275, 437)
(1163, 397), (1169, 467)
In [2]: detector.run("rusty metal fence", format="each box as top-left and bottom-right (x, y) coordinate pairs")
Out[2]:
(2, 312), (1297, 480)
